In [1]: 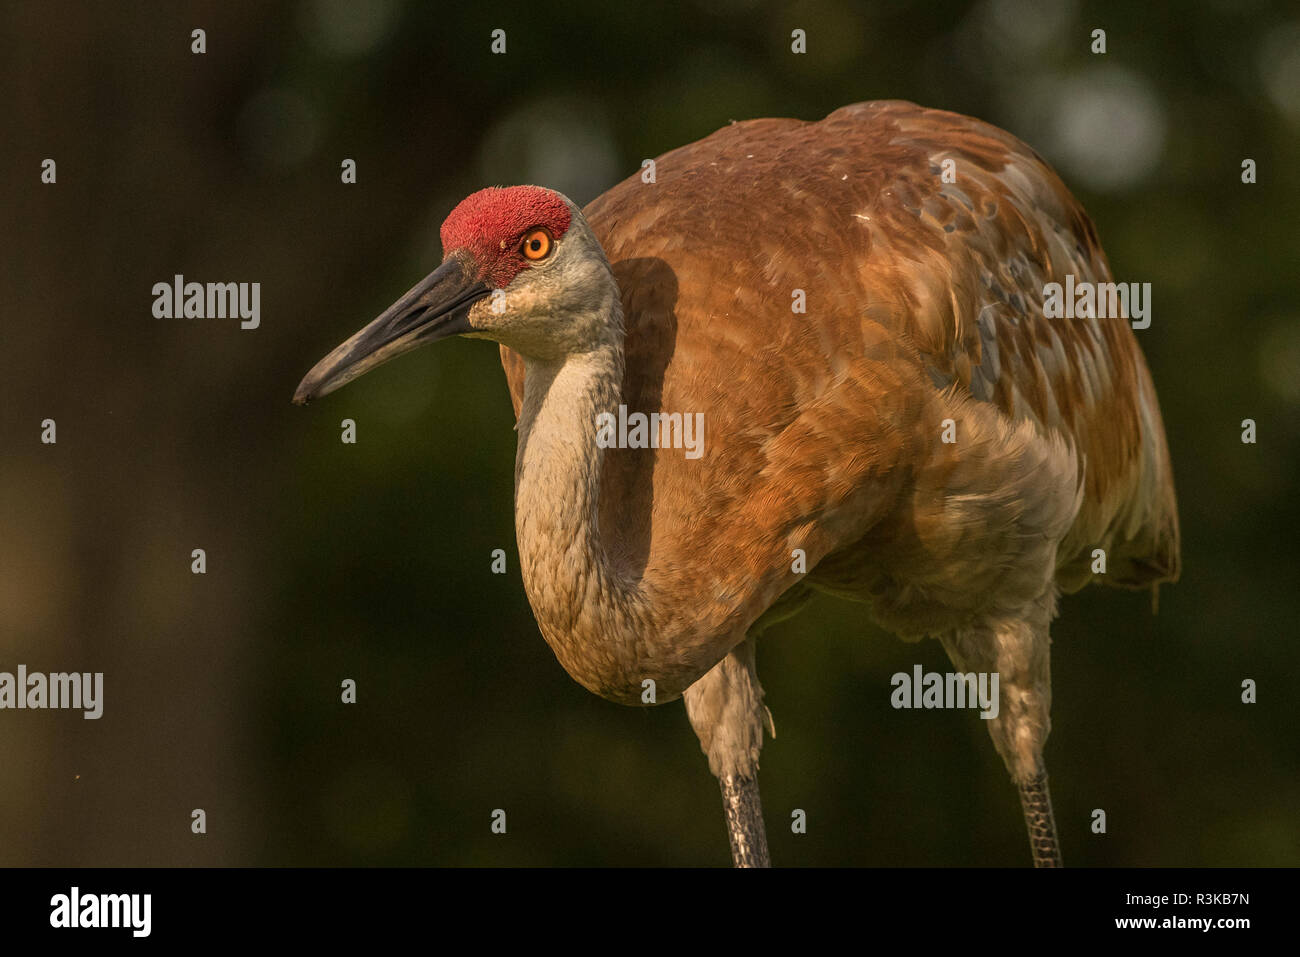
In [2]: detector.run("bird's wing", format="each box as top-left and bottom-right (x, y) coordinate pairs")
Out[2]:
(862, 102), (1179, 590)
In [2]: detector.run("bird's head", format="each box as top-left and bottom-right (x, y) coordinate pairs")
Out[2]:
(293, 185), (616, 404)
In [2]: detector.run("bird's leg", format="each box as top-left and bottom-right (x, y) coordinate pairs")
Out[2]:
(684, 636), (772, 867)
(1018, 770), (1061, 868)
(940, 591), (1063, 867)
(718, 772), (769, 868)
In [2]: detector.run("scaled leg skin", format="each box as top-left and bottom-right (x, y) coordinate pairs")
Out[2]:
(941, 591), (1064, 868)
(1018, 770), (1062, 867)
(683, 636), (772, 867)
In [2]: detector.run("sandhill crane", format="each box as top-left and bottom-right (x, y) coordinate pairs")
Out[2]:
(293, 100), (1180, 867)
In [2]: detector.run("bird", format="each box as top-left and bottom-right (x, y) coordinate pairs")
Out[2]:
(293, 100), (1180, 867)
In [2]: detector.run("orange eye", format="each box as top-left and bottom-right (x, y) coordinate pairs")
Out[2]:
(521, 229), (552, 260)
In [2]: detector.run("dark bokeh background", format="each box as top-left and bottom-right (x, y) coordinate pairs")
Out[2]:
(2, 0), (1297, 866)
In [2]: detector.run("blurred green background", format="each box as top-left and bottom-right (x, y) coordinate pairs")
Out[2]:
(1, 0), (1297, 866)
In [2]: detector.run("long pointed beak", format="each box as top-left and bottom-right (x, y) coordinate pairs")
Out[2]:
(292, 255), (491, 404)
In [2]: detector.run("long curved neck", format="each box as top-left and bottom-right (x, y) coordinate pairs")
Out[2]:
(513, 321), (725, 706)
(514, 336), (644, 704)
